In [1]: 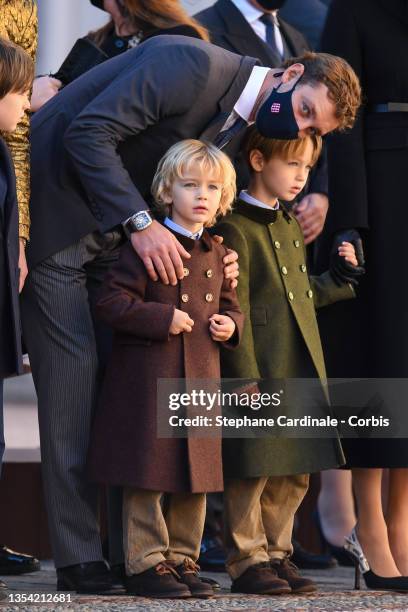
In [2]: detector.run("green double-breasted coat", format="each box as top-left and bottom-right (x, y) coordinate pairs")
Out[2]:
(216, 199), (355, 478)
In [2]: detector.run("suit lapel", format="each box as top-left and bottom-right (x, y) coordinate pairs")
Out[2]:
(215, 0), (283, 67)
(279, 18), (308, 57)
(199, 111), (230, 142)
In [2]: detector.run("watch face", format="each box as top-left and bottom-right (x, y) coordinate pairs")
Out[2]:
(131, 211), (152, 231)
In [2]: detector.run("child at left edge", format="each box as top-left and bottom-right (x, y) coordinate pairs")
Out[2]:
(87, 139), (244, 599)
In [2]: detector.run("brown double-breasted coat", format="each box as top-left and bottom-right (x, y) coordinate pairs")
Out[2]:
(87, 230), (243, 493)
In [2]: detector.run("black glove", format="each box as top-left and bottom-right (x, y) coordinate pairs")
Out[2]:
(330, 229), (365, 287)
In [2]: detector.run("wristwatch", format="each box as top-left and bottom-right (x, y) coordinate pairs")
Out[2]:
(123, 210), (153, 237)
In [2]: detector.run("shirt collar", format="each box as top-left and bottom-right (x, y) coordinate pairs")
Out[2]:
(234, 66), (271, 123)
(164, 217), (203, 240)
(230, 0), (264, 24)
(239, 190), (280, 210)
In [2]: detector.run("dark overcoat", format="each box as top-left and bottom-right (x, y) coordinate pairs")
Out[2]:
(0, 138), (23, 378)
(216, 201), (354, 478)
(87, 231), (244, 493)
(315, 0), (408, 466)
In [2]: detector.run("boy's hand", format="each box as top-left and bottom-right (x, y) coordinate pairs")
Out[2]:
(330, 238), (365, 287)
(170, 309), (194, 335)
(212, 235), (239, 289)
(209, 314), (236, 342)
(338, 241), (358, 266)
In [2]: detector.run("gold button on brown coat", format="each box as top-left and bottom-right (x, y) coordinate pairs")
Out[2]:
(88, 230), (244, 493)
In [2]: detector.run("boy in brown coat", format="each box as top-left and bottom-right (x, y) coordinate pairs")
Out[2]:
(88, 140), (243, 599)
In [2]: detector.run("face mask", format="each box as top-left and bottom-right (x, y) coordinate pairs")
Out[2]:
(90, 0), (105, 9)
(256, 0), (287, 9)
(256, 79), (301, 140)
(90, 0), (130, 17)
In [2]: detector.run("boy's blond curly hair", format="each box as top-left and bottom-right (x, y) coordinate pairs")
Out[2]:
(151, 139), (236, 227)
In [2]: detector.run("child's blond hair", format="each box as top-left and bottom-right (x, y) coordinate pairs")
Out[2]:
(244, 126), (322, 171)
(151, 139), (236, 226)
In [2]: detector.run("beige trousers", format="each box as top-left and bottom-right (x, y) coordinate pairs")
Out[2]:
(123, 487), (206, 575)
(224, 474), (309, 579)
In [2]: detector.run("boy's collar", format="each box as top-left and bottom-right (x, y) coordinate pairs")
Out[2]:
(161, 219), (213, 252)
(233, 198), (292, 224)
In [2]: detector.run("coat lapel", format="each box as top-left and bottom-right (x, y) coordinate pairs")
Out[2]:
(215, 0), (283, 67)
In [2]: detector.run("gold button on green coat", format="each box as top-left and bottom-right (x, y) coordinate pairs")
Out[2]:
(294, 240), (300, 248)
(300, 264), (307, 273)
(205, 269), (213, 278)
(288, 291), (294, 301)
(181, 293), (189, 303)
(183, 267), (190, 277)
(274, 240), (281, 249)
(307, 289), (313, 298)
(205, 293), (214, 303)
(281, 266), (288, 275)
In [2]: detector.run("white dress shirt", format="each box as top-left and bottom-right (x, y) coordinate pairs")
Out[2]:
(230, 0), (285, 56)
(221, 65), (270, 132)
(164, 217), (203, 240)
(239, 189), (280, 210)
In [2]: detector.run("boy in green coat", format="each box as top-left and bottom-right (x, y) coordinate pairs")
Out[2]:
(216, 128), (364, 595)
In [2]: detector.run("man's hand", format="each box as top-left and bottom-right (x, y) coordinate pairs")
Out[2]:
(209, 313), (236, 342)
(212, 235), (239, 289)
(170, 309), (194, 335)
(18, 238), (28, 293)
(294, 193), (329, 245)
(130, 220), (191, 285)
(31, 76), (62, 112)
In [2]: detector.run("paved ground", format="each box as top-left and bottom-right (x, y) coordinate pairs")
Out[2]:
(4, 379), (408, 610)
(2, 563), (408, 611)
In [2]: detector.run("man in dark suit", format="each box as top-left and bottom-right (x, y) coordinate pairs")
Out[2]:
(195, 0), (334, 570)
(279, 0), (332, 50)
(22, 34), (360, 594)
(197, 0), (330, 246)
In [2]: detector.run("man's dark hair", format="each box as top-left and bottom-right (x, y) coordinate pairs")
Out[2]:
(284, 51), (361, 131)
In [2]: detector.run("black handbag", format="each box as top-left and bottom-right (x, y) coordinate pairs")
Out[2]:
(53, 37), (109, 86)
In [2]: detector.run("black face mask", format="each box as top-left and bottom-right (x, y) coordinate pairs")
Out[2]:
(256, 0), (287, 9)
(256, 79), (301, 140)
(90, 0), (130, 17)
(90, 0), (105, 10)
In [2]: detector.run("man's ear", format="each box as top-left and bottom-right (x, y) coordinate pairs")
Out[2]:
(281, 63), (305, 87)
(249, 149), (264, 172)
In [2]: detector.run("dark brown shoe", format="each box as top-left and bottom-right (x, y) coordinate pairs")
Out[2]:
(170, 559), (214, 598)
(125, 562), (191, 598)
(231, 561), (291, 595)
(270, 558), (317, 594)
